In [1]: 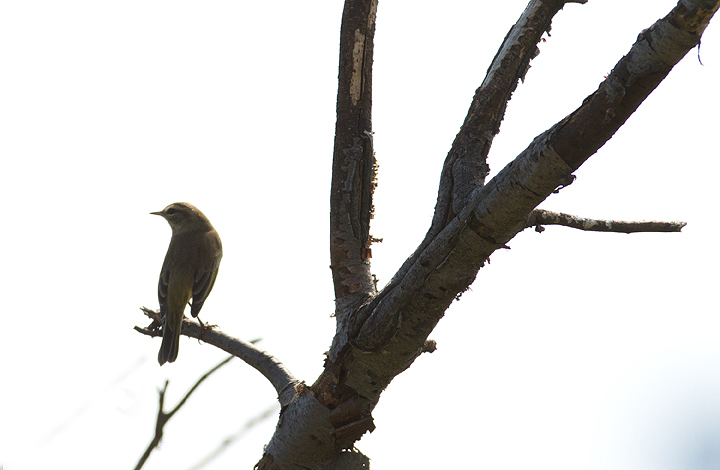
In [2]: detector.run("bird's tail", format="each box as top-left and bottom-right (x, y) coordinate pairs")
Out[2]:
(158, 325), (180, 365)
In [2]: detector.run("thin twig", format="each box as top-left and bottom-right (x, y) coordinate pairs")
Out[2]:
(133, 356), (234, 470)
(525, 209), (686, 233)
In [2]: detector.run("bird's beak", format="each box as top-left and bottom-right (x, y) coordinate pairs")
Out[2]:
(150, 211), (164, 217)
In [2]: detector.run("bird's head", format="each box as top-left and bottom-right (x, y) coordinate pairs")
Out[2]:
(151, 202), (212, 234)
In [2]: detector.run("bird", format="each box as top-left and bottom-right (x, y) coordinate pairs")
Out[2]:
(151, 202), (223, 365)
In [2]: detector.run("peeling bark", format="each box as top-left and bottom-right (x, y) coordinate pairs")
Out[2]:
(255, 1), (719, 468)
(329, 0), (379, 304)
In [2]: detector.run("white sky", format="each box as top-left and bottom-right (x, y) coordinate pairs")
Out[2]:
(1, 1), (719, 469)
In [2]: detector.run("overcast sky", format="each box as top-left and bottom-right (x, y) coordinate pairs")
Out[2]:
(1, 1), (719, 469)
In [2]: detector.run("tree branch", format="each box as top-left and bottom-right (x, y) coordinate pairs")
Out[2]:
(342, 0), (717, 370)
(308, 0), (717, 465)
(329, 0), (379, 305)
(136, 308), (300, 407)
(134, 356), (234, 470)
(375, 0), (575, 314)
(525, 209), (687, 233)
(552, 0), (719, 171)
(447, 0), (576, 213)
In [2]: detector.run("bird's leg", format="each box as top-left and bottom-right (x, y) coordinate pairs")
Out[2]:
(195, 315), (218, 343)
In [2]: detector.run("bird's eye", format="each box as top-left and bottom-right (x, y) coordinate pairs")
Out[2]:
(166, 208), (177, 215)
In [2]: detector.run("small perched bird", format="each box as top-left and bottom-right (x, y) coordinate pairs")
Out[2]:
(152, 202), (223, 365)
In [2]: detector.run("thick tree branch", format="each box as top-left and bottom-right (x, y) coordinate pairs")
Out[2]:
(136, 308), (300, 407)
(448, 0), (576, 213)
(552, 0), (719, 171)
(306, 1), (717, 468)
(525, 209), (687, 233)
(344, 0), (718, 366)
(329, 0), (379, 305)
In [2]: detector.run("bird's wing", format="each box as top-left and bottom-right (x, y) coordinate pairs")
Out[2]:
(190, 264), (219, 317)
(190, 233), (222, 317)
(158, 263), (170, 317)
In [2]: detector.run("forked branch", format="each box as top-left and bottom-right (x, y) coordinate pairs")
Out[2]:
(316, 0), (718, 444)
(376, 0), (581, 304)
(134, 356), (234, 470)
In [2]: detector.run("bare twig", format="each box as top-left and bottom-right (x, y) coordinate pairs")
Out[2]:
(134, 356), (234, 470)
(525, 209), (686, 233)
(136, 308), (301, 407)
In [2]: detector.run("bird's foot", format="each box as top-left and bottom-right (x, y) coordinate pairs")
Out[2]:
(196, 317), (217, 342)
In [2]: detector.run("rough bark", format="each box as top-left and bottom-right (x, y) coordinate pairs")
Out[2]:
(253, 0), (719, 468)
(329, 0), (379, 306)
